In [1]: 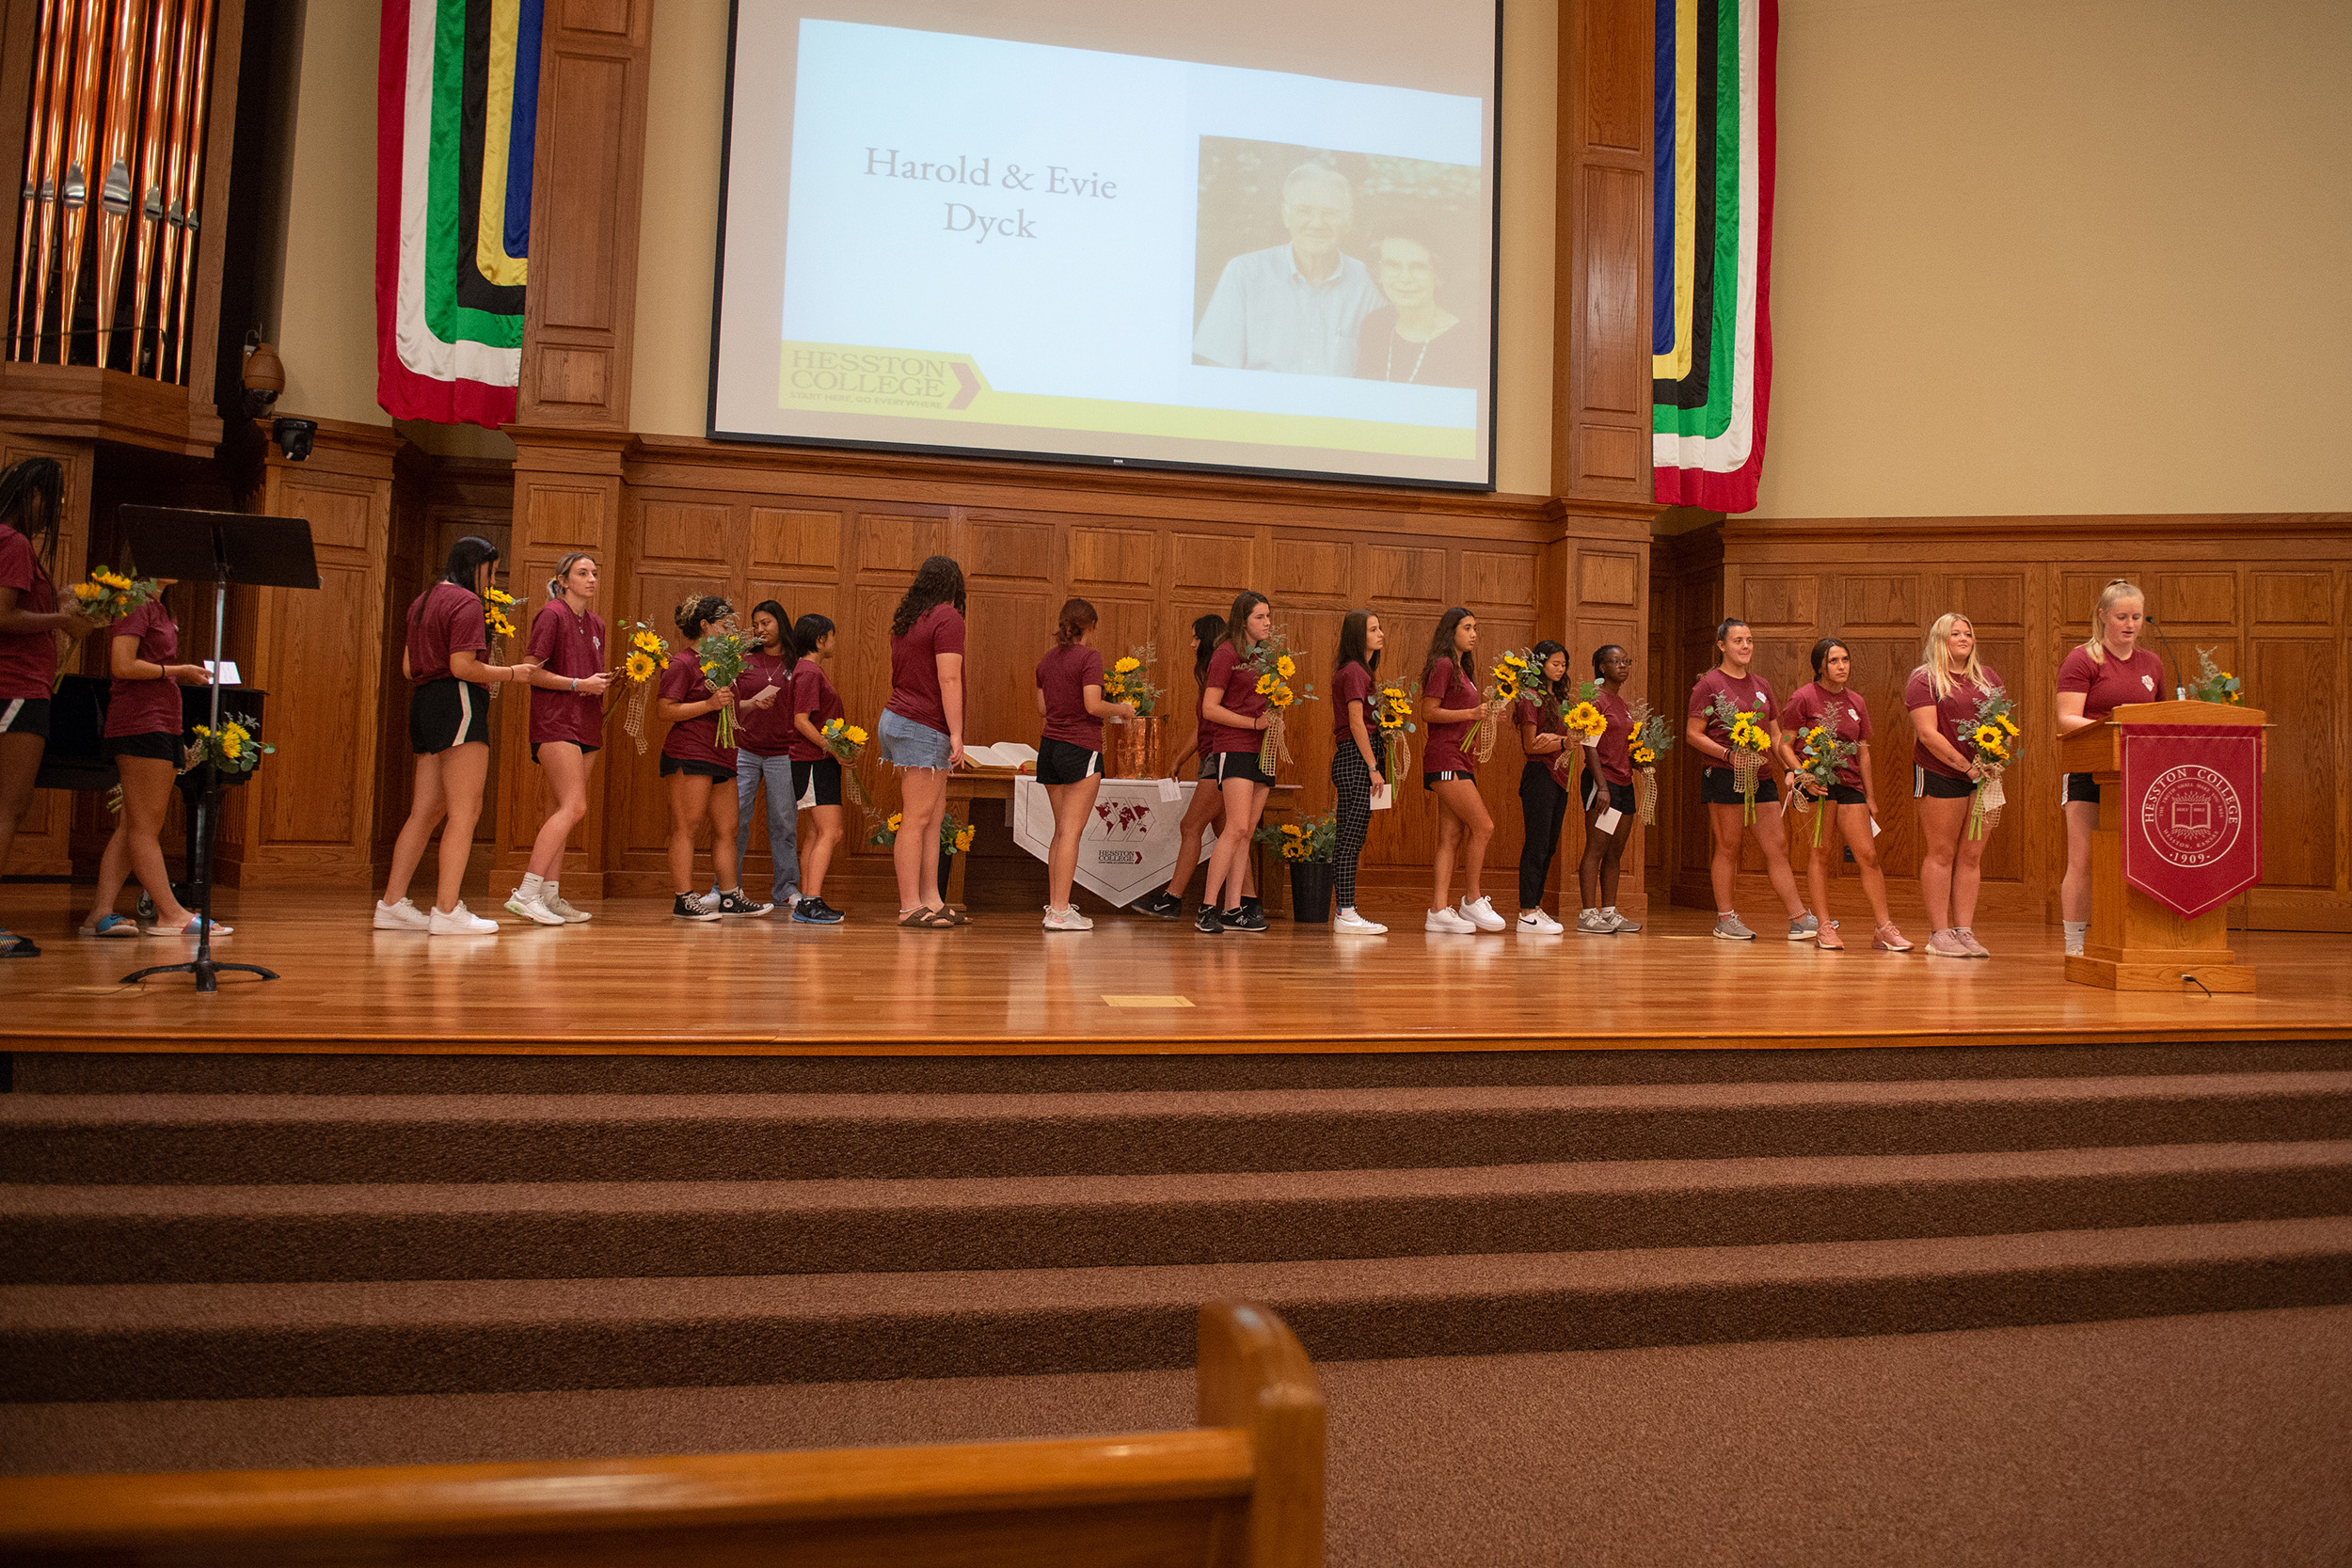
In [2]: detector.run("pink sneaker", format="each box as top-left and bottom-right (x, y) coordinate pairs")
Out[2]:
(1872, 923), (1914, 953)
(1925, 929), (1971, 958)
(1816, 924), (1846, 950)
(1955, 927), (1992, 958)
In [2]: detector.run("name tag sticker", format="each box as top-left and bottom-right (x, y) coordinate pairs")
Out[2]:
(1595, 807), (1622, 833)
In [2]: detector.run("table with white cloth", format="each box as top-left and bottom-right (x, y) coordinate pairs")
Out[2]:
(941, 768), (1298, 909)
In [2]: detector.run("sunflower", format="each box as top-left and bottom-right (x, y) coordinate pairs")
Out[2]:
(625, 651), (656, 683)
(93, 570), (133, 590)
(1113, 655), (1140, 673)
(886, 812), (903, 833)
(845, 725), (867, 746)
(953, 825), (976, 852)
(1998, 715), (2019, 736)
(632, 629), (663, 655)
(1276, 655), (1295, 679)
(1632, 746), (1656, 765)
(1255, 673), (1277, 695)
(1973, 724), (2002, 748)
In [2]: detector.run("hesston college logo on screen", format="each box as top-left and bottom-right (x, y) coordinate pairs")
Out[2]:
(2140, 765), (2243, 868)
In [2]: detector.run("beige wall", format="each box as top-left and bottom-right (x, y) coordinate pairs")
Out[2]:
(1756, 0), (2352, 518)
(275, 0), (387, 427)
(629, 0), (1558, 496)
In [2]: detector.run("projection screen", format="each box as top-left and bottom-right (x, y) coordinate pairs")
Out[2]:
(708, 0), (1502, 488)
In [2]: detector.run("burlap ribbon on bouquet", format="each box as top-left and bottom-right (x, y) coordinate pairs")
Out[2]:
(621, 680), (654, 754)
(1967, 766), (2008, 839)
(1637, 767), (1659, 825)
(1258, 707), (1294, 771)
(1469, 698), (1504, 765)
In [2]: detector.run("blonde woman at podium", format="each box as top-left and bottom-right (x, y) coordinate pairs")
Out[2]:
(2054, 579), (2161, 957)
(1904, 613), (2004, 958)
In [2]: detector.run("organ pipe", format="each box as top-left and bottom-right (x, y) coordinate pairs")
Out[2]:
(12, 0), (57, 358)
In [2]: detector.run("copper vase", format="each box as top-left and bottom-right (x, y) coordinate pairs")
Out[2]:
(1105, 714), (1165, 779)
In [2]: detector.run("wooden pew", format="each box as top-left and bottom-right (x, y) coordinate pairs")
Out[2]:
(0, 1301), (1325, 1566)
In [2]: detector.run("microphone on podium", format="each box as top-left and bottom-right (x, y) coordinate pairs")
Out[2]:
(2143, 617), (2187, 700)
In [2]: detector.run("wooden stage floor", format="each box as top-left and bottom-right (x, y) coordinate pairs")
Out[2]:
(3, 886), (2346, 1056)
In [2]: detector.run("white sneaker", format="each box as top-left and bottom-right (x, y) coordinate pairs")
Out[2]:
(504, 892), (565, 927)
(1458, 895), (1506, 932)
(373, 898), (432, 931)
(1042, 905), (1094, 931)
(542, 892), (593, 924)
(1424, 907), (1477, 933)
(428, 902), (499, 936)
(1577, 910), (1616, 936)
(1334, 909), (1388, 935)
(1516, 909), (1565, 935)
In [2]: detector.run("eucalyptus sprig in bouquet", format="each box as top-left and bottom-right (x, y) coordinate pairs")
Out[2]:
(2187, 647), (2244, 706)
(1790, 719), (1858, 846)
(1465, 649), (1534, 763)
(1963, 689), (2020, 841)
(188, 711), (275, 776)
(61, 565), (161, 689)
(1242, 629), (1317, 771)
(1373, 678), (1420, 782)
(1101, 643), (1161, 717)
(615, 620), (669, 753)
(1628, 702), (1676, 825)
(1706, 692), (1773, 824)
(821, 717), (871, 805)
(695, 626), (752, 750)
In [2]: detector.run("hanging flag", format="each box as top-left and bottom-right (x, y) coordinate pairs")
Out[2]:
(1652, 0), (1774, 513)
(376, 0), (540, 427)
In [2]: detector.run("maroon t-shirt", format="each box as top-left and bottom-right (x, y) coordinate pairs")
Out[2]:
(1036, 642), (1105, 749)
(1331, 661), (1374, 741)
(660, 649), (734, 768)
(1591, 689), (1635, 785)
(0, 526), (57, 700)
(2057, 645), (2166, 722)
(1422, 657), (1475, 772)
(1688, 667), (1776, 755)
(406, 581), (486, 685)
(1903, 665), (2004, 779)
(886, 602), (965, 736)
(1781, 681), (1872, 789)
(104, 601), (182, 737)
(524, 600), (606, 747)
(1202, 641), (1269, 753)
(787, 657), (844, 762)
(732, 648), (797, 757)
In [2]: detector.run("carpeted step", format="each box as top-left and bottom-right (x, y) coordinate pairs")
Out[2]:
(8, 1073), (2350, 1185)
(7, 1216), (2349, 1402)
(5, 1141), (2348, 1286)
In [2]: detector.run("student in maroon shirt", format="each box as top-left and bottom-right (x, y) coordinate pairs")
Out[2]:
(1034, 597), (1137, 932)
(1134, 613), (1256, 922)
(1905, 612), (2004, 959)
(504, 552), (612, 927)
(377, 537), (529, 937)
(1420, 607), (1501, 934)
(1510, 641), (1572, 935)
(657, 594), (779, 923)
(786, 612), (849, 924)
(1573, 643), (1644, 937)
(1327, 609), (1387, 935)
(880, 555), (967, 927)
(78, 584), (215, 939)
(1197, 590), (1280, 934)
(717, 599), (803, 919)
(2054, 578), (2161, 955)
(0, 458), (95, 957)
(1683, 617), (1811, 942)
(1783, 637), (1907, 953)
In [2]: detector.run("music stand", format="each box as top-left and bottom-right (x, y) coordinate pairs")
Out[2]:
(113, 507), (318, 992)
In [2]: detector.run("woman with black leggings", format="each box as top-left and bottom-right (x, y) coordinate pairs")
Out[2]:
(1328, 609), (1386, 934)
(1511, 641), (1571, 933)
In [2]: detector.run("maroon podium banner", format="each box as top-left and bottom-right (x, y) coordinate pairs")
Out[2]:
(2119, 724), (2264, 919)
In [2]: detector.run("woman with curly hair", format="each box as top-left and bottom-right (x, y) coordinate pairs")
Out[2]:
(0, 458), (96, 956)
(658, 594), (779, 923)
(881, 555), (968, 927)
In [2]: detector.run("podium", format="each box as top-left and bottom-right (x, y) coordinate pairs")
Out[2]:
(2060, 700), (2265, 992)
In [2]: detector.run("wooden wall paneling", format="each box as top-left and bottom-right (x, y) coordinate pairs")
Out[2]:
(2, 431), (91, 876)
(516, 0), (652, 430)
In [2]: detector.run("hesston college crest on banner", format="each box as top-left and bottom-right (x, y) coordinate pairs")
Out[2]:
(2120, 726), (2264, 920)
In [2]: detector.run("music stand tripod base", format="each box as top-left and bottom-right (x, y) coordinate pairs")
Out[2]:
(122, 950), (278, 992)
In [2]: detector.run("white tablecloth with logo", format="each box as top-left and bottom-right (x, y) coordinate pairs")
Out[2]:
(1010, 777), (1217, 907)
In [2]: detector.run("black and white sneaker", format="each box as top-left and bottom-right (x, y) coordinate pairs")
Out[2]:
(1221, 904), (1269, 933)
(672, 892), (721, 922)
(715, 890), (772, 917)
(792, 896), (845, 925)
(1240, 895), (1264, 922)
(1133, 889), (1184, 920)
(1194, 905), (1224, 935)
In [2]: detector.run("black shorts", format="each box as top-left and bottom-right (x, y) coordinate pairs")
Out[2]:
(103, 730), (183, 764)
(660, 753), (735, 782)
(1036, 737), (1104, 786)
(792, 755), (842, 807)
(2063, 771), (2100, 805)
(1209, 750), (1274, 787)
(1197, 753), (1217, 781)
(409, 677), (489, 754)
(1818, 781), (1867, 806)
(1579, 771), (1639, 814)
(0, 696), (50, 738)
(531, 741), (599, 764)
(1700, 766), (1779, 807)
(1423, 768), (1475, 790)
(1915, 767), (1976, 800)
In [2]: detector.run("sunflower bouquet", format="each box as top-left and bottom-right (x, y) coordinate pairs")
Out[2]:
(694, 626), (752, 750)
(820, 717), (871, 805)
(1465, 649), (1534, 763)
(1373, 678), (1420, 782)
(1707, 692), (1773, 823)
(1790, 719), (1858, 846)
(1254, 809), (1337, 864)
(1101, 643), (1162, 717)
(187, 712), (274, 776)
(1628, 703), (1676, 825)
(615, 620), (670, 753)
(1963, 689), (2020, 840)
(67, 565), (160, 625)
(482, 587), (520, 701)
(866, 809), (974, 856)
(1242, 630), (1317, 770)
(2187, 647), (2244, 706)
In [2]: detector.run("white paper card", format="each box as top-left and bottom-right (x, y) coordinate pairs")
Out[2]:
(1370, 783), (1394, 811)
(201, 659), (239, 685)
(1870, 817), (1882, 837)
(1156, 777), (1182, 802)
(1595, 807), (1623, 833)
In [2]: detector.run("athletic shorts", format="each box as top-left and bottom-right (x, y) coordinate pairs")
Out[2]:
(531, 741), (599, 764)
(103, 730), (183, 764)
(1700, 766), (1779, 807)
(1579, 772), (1639, 814)
(0, 696), (51, 738)
(1915, 767), (1975, 800)
(1210, 749), (1274, 787)
(1423, 768), (1475, 790)
(2063, 771), (2100, 805)
(409, 677), (489, 754)
(1796, 780), (1867, 806)
(791, 755), (842, 807)
(1197, 753), (1217, 781)
(660, 753), (735, 782)
(1036, 737), (1103, 786)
